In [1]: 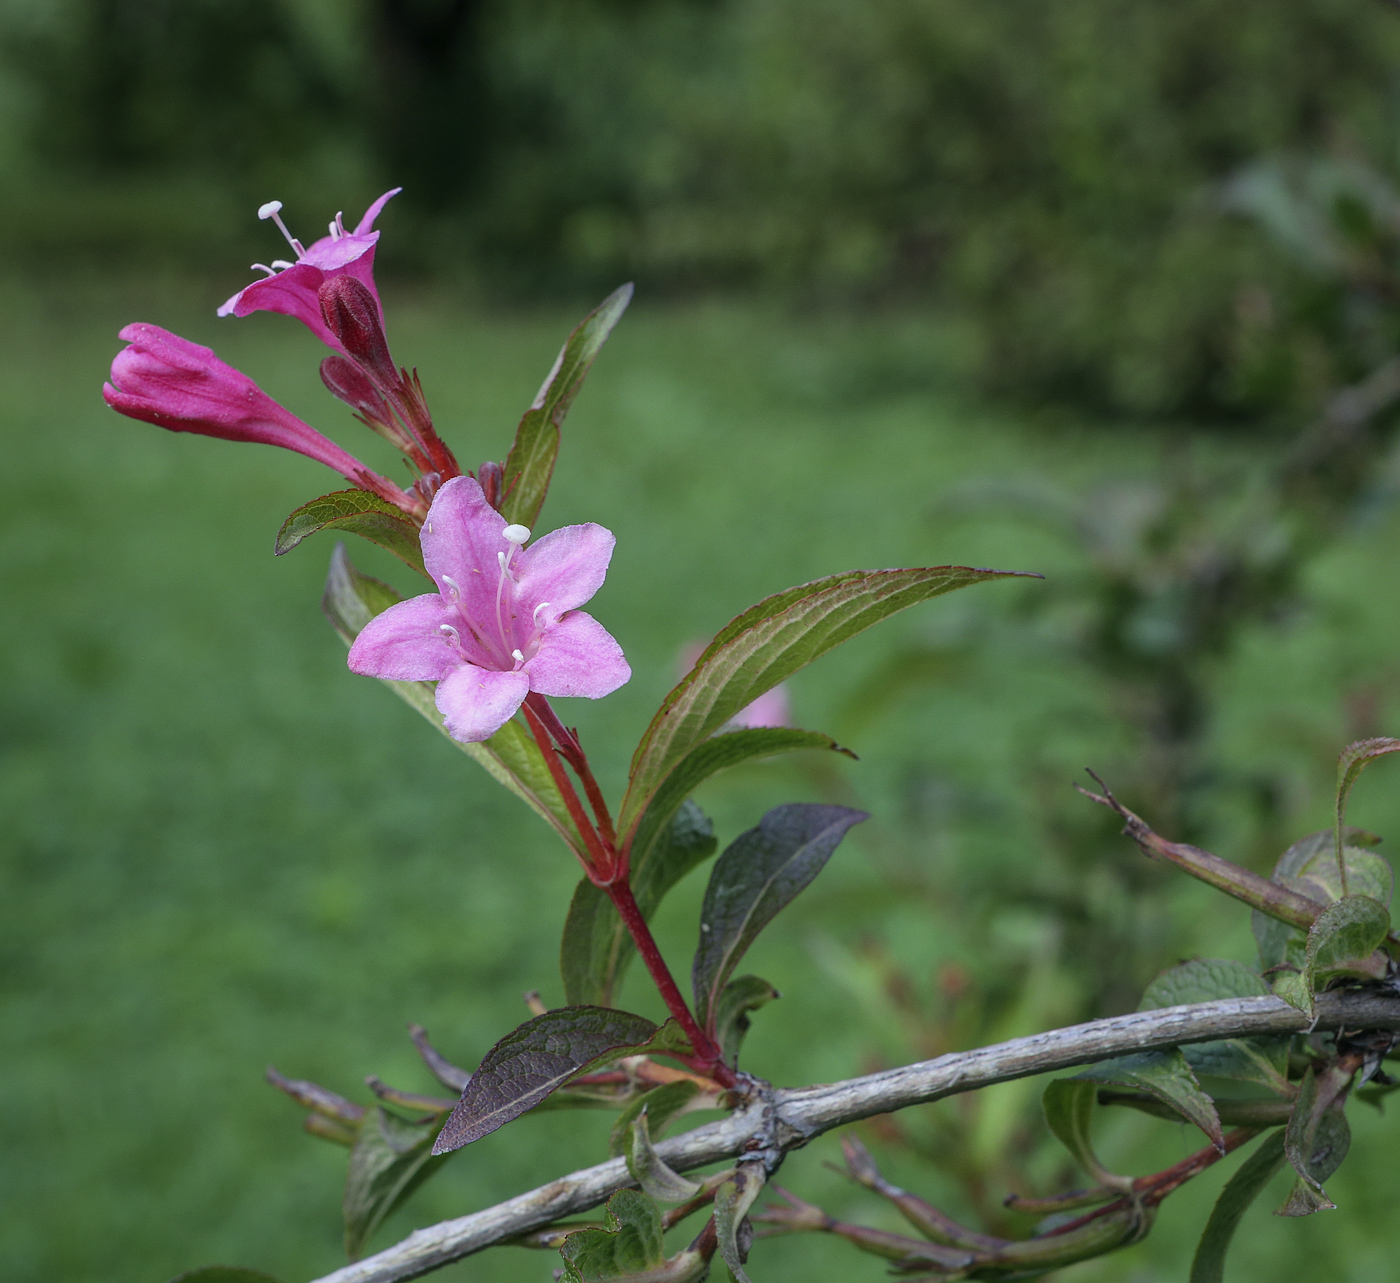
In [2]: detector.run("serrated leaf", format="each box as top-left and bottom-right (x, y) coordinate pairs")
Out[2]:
(343, 1107), (450, 1259)
(618, 565), (1030, 841)
(1308, 895), (1390, 983)
(501, 284), (633, 529)
(1335, 738), (1400, 895)
(1075, 1049), (1224, 1151)
(692, 804), (866, 1029)
(563, 801), (717, 1006)
(1270, 969), (1313, 1018)
(1280, 1065), (1352, 1215)
(560, 1189), (709, 1283)
(277, 489), (427, 575)
(1189, 1130), (1288, 1283)
(165, 1271), (285, 1283)
(609, 1079), (705, 1157)
(433, 1009), (691, 1153)
(1139, 960), (1289, 1091)
(1042, 1080), (1128, 1189)
(713, 975), (780, 1066)
(714, 1164), (766, 1283)
(625, 1108), (702, 1202)
(322, 543), (589, 859)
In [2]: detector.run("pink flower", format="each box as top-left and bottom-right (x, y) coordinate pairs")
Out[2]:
(102, 323), (419, 513)
(348, 476), (631, 742)
(218, 190), (400, 353)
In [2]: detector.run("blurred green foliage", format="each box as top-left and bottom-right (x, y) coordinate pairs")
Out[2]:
(6, 0), (1400, 417)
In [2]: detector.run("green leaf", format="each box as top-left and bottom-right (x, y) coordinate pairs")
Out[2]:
(277, 489), (427, 575)
(563, 801), (717, 1006)
(343, 1107), (450, 1259)
(1074, 1049), (1223, 1151)
(609, 1079), (706, 1157)
(714, 1164), (766, 1283)
(713, 975), (780, 1066)
(1138, 960), (1289, 1091)
(625, 1107), (703, 1202)
(1275, 894), (1391, 1019)
(1189, 1130), (1288, 1283)
(501, 283), (633, 529)
(322, 544), (589, 859)
(618, 564), (1030, 841)
(559, 1189), (708, 1283)
(1042, 1080), (1128, 1189)
(691, 804), (866, 1029)
(433, 1009), (691, 1152)
(165, 1271), (285, 1283)
(1280, 1064), (1353, 1215)
(1335, 738), (1400, 895)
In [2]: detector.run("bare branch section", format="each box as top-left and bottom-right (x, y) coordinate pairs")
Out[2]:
(308, 990), (1400, 1283)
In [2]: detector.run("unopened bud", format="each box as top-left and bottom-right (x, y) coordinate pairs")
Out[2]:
(318, 276), (398, 387)
(477, 459), (505, 510)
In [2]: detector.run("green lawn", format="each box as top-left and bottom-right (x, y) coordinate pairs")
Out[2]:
(3, 273), (1400, 1283)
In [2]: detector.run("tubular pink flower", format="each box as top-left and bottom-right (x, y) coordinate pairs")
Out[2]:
(348, 476), (631, 742)
(103, 323), (418, 511)
(218, 190), (400, 352)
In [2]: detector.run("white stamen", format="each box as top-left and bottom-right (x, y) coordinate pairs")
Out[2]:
(441, 574), (460, 597)
(426, 522), (433, 534)
(511, 648), (525, 664)
(270, 259), (295, 270)
(438, 623), (462, 648)
(532, 601), (551, 624)
(328, 220), (340, 240)
(502, 524), (531, 545)
(256, 198), (305, 258)
(250, 263), (277, 277)
(497, 551), (507, 572)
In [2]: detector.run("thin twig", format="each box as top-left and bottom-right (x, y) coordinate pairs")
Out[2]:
(304, 988), (1400, 1283)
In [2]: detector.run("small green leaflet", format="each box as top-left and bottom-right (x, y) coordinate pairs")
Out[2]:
(1189, 1130), (1288, 1283)
(1334, 738), (1400, 895)
(691, 804), (866, 1030)
(322, 543), (589, 859)
(1041, 1080), (1131, 1190)
(624, 1108), (702, 1201)
(1273, 895), (1391, 1018)
(609, 1079), (705, 1157)
(619, 564), (1031, 841)
(713, 975), (780, 1066)
(343, 1107), (451, 1259)
(433, 1008), (691, 1152)
(1280, 1065), (1353, 1215)
(1138, 960), (1289, 1091)
(277, 488), (427, 575)
(714, 1164), (766, 1283)
(562, 801), (718, 1006)
(501, 283), (633, 529)
(1073, 1050), (1223, 1151)
(559, 1189), (708, 1283)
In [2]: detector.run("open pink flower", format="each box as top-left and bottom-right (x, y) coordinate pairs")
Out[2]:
(102, 323), (418, 512)
(348, 476), (631, 742)
(218, 190), (400, 352)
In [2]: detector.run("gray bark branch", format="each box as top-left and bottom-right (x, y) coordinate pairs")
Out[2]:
(308, 989), (1400, 1283)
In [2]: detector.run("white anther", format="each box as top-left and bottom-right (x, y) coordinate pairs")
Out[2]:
(511, 648), (526, 664)
(441, 574), (460, 597)
(270, 259), (295, 270)
(328, 220), (340, 240)
(256, 198), (305, 258)
(426, 522), (433, 534)
(532, 601), (551, 624)
(497, 551), (507, 572)
(250, 263), (277, 277)
(438, 623), (461, 646)
(502, 524), (530, 545)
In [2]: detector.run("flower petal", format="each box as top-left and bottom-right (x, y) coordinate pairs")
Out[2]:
(354, 188), (402, 236)
(421, 476), (508, 619)
(514, 523), (616, 623)
(220, 263), (341, 351)
(525, 610), (631, 699)
(347, 593), (456, 681)
(435, 664), (530, 742)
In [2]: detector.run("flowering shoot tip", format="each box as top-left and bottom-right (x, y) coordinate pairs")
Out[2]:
(503, 524), (531, 545)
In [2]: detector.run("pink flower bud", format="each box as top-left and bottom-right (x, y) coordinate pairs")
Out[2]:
(318, 276), (399, 389)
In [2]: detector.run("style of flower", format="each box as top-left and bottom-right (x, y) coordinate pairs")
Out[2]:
(219, 190), (400, 354)
(348, 476), (631, 742)
(102, 323), (419, 513)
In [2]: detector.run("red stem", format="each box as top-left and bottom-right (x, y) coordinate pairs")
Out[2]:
(607, 878), (735, 1086)
(525, 694), (619, 852)
(519, 701), (612, 874)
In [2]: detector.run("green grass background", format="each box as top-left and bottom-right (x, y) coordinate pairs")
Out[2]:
(4, 274), (1400, 1282)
